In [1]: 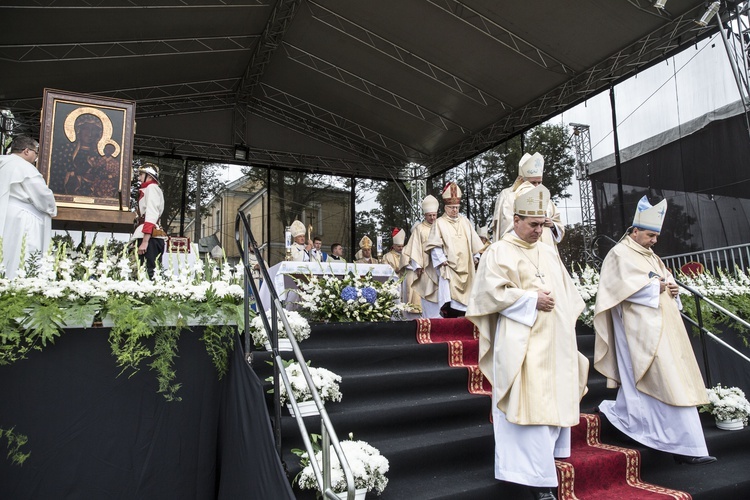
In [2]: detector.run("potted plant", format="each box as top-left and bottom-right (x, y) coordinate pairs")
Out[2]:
(295, 433), (389, 498)
(249, 310), (311, 351)
(699, 384), (750, 430)
(267, 360), (342, 417)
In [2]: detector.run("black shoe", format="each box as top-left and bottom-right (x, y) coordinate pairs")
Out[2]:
(673, 454), (717, 465)
(528, 486), (557, 500)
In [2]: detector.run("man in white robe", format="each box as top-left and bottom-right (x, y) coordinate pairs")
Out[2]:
(467, 184), (588, 500)
(424, 182), (484, 317)
(402, 195), (439, 317)
(0, 136), (57, 279)
(289, 220), (310, 262)
(489, 152), (564, 251)
(594, 196), (716, 465)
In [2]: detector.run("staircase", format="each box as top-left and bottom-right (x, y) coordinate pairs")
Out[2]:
(254, 320), (750, 499)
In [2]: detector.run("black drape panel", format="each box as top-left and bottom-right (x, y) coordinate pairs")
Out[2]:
(591, 111), (750, 256)
(0, 327), (293, 500)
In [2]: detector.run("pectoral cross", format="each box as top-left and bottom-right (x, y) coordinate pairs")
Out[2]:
(536, 270), (545, 284)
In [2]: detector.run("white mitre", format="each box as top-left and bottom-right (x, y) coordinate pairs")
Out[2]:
(422, 195), (439, 214)
(520, 152), (544, 178)
(477, 225), (489, 239)
(290, 220), (306, 238)
(514, 183), (550, 217)
(632, 195), (667, 232)
(517, 153), (532, 176)
(392, 228), (406, 245)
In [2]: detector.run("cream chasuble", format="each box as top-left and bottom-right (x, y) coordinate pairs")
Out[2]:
(594, 236), (708, 407)
(382, 250), (403, 274)
(402, 221), (436, 304)
(424, 214), (484, 308)
(467, 233), (588, 427)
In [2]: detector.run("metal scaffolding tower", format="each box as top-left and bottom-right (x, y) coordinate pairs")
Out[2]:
(715, 2), (750, 141)
(406, 163), (428, 228)
(570, 123), (597, 263)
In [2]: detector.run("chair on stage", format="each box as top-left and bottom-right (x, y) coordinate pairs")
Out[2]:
(680, 261), (705, 277)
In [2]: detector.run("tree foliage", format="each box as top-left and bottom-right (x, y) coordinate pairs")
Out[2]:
(428, 123), (576, 230)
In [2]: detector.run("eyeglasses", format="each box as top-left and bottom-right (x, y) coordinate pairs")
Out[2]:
(26, 148), (39, 155)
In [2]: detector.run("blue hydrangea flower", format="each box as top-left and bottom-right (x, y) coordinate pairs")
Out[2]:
(341, 286), (358, 302)
(361, 286), (377, 304)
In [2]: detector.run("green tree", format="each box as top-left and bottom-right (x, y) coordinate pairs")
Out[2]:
(429, 123), (576, 232)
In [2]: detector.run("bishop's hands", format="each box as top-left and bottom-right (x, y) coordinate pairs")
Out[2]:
(665, 280), (679, 298)
(536, 290), (555, 312)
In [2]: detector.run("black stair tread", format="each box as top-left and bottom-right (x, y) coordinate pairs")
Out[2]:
(261, 319), (750, 499)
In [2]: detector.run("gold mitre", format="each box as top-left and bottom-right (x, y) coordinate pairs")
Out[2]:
(290, 220), (306, 238)
(633, 196), (667, 232)
(514, 183), (550, 217)
(441, 182), (462, 205)
(359, 235), (373, 249)
(422, 195), (439, 214)
(520, 152), (544, 178)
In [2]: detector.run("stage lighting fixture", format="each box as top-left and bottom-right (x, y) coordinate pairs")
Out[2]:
(696, 1), (720, 26)
(653, 0), (667, 9)
(234, 144), (249, 161)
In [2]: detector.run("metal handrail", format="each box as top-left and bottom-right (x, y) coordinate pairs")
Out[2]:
(676, 280), (750, 388)
(234, 211), (356, 500)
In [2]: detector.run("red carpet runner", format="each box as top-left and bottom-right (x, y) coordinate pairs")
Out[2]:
(416, 318), (691, 500)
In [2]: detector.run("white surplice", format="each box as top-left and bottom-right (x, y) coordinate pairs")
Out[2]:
(491, 293), (569, 487)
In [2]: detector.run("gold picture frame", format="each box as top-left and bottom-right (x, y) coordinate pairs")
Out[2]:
(38, 89), (135, 216)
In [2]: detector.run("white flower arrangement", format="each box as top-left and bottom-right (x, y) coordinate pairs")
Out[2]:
(294, 267), (405, 322)
(0, 238), (246, 400)
(699, 384), (750, 426)
(296, 434), (389, 495)
(268, 360), (342, 406)
(249, 310), (311, 348)
(570, 264), (599, 327)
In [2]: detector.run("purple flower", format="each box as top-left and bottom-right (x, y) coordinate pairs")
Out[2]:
(361, 286), (377, 304)
(341, 286), (358, 301)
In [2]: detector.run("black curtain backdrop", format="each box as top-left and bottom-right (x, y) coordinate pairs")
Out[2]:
(591, 111), (750, 256)
(0, 327), (294, 500)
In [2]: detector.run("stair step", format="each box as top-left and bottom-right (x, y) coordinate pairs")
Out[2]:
(262, 319), (750, 499)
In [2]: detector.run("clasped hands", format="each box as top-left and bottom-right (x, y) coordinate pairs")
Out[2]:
(536, 290), (555, 312)
(660, 279), (679, 298)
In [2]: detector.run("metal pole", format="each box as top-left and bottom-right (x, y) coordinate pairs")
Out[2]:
(179, 158), (188, 237)
(609, 86), (627, 233)
(694, 294), (713, 386)
(266, 166), (272, 264)
(350, 176), (356, 261)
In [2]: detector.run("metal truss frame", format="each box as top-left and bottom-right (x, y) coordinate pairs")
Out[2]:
(281, 42), (470, 135)
(232, 0), (302, 146)
(305, 0), (508, 109)
(0, 36), (257, 63)
(133, 134), (388, 178)
(570, 123), (597, 264)
(424, 5), (718, 176)
(427, 0), (574, 76)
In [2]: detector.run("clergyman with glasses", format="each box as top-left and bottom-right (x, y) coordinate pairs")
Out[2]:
(0, 136), (57, 279)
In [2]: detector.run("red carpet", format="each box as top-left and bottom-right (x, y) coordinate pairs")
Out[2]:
(415, 318), (691, 500)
